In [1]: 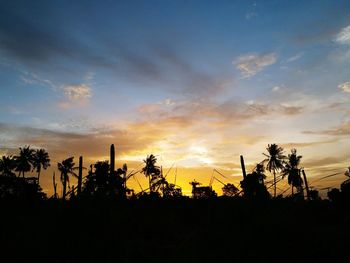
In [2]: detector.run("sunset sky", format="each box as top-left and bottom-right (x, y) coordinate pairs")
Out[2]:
(1, 0), (350, 196)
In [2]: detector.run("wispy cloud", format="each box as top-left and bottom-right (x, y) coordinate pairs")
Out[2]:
(338, 82), (350, 93)
(334, 25), (350, 45)
(20, 71), (56, 89)
(286, 52), (303, 63)
(233, 53), (277, 78)
(304, 121), (350, 136)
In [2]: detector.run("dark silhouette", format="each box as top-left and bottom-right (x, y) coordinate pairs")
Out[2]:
(0, 155), (16, 177)
(57, 157), (77, 200)
(240, 164), (270, 199)
(77, 156), (83, 196)
(281, 149), (303, 198)
(15, 146), (35, 178)
(32, 148), (50, 185)
(142, 154), (161, 193)
(0, 143), (350, 262)
(189, 180), (217, 198)
(222, 183), (239, 197)
(262, 144), (285, 198)
(340, 167), (350, 196)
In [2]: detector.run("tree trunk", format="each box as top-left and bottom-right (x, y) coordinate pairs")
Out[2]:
(148, 175), (152, 193)
(302, 169), (310, 200)
(37, 168), (41, 185)
(77, 156), (83, 196)
(53, 172), (57, 198)
(291, 186), (294, 197)
(62, 174), (67, 200)
(273, 170), (276, 198)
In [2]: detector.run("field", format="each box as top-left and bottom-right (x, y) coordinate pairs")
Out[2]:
(1, 198), (349, 262)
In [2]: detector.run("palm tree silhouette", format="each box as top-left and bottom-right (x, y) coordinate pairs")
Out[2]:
(142, 154), (160, 193)
(0, 156), (16, 177)
(15, 146), (35, 178)
(32, 149), (50, 185)
(282, 149), (303, 196)
(58, 157), (77, 199)
(262, 144), (285, 198)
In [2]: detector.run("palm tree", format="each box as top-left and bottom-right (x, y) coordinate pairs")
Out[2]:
(262, 144), (285, 198)
(0, 155), (16, 177)
(142, 154), (160, 193)
(281, 149), (303, 196)
(57, 157), (77, 199)
(32, 149), (50, 185)
(15, 146), (35, 178)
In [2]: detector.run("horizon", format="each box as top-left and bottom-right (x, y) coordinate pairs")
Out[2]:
(1, 0), (350, 197)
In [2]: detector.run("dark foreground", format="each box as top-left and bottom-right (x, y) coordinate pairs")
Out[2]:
(1, 198), (349, 262)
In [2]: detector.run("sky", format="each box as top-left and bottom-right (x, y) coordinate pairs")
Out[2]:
(1, 0), (350, 197)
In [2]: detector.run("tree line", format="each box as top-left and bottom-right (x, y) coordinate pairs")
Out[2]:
(0, 143), (349, 201)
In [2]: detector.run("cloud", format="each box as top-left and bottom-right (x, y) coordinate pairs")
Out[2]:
(0, 4), (230, 98)
(63, 84), (92, 101)
(338, 82), (350, 93)
(58, 84), (92, 108)
(233, 53), (277, 78)
(281, 139), (338, 149)
(280, 105), (304, 115)
(334, 25), (350, 45)
(286, 52), (303, 63)
(304, 122), (350, 136)
(272, 86), (281, 92)
(0, 122), (168, 161)
(20, 71), (56, 89)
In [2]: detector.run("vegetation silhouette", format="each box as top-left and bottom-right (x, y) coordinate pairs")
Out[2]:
(281, 148), (303, 198)
(1, 143), (350, 262)
(32, 148), (50, 185)
(15, 146), (35, 178)
(262, 143), (286, 198)
(57, 157), (78, 200)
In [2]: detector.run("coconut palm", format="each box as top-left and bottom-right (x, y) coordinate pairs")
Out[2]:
(262, 144), (286, 198)
(142, 154), (160, 193)
(57, 157), (77, 199)
(15, 146), (35, 178)
(0, 155), (16, 177)
(281, 149), (303, 196)
(32, 149), (50, 185)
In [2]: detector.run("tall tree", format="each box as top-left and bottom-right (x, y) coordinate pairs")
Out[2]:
(262, 144), (285, 198)
(15, 146), (34, 178)
(0, 155), (16, 177)
(32, 149), (50, 185)
(281, 149), (303, 196)
(142, 154), (160, 193)
(57, 157), (77, 199)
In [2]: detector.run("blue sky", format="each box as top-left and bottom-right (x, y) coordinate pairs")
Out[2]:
(1, 0), (350, 195)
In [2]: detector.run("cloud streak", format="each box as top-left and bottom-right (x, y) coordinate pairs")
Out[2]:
(334, 25), (350, 45)
(233, 53), (277, 78)
(304, 122), (350, 136)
